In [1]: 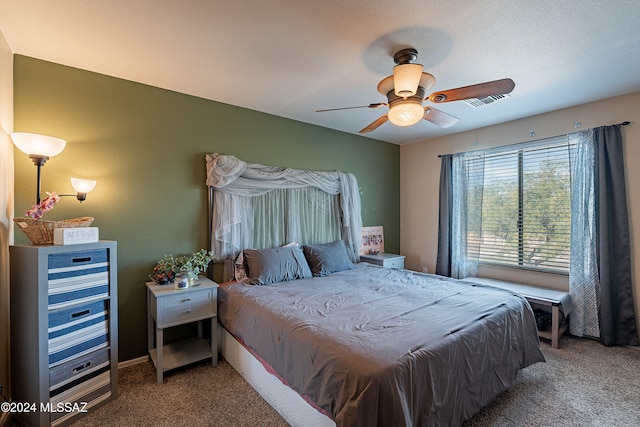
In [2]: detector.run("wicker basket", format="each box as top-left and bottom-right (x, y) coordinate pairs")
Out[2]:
(13, 216), (94, 245)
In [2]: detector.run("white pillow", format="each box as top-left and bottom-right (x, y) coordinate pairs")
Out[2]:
(234, 251), (247, 282)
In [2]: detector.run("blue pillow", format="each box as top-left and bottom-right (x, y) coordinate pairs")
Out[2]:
(243, 245), (312, 285)
(302, 240), (354, 277)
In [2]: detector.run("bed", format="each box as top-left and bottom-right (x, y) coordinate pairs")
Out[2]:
(206, 155), (545, 426)
(216, 243), (545, 427)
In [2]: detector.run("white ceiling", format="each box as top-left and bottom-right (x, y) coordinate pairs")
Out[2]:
(1, 0), (639, 145)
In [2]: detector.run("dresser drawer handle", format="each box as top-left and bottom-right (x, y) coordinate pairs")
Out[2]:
(72, 361), (91, 373)
(72, 256), (92, 263)
(181, 298), (191, 303)
(71, 309), (91, 318)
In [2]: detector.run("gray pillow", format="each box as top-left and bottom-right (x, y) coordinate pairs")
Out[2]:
(243, 245), (312, 285)
(303, 240), (354, 277)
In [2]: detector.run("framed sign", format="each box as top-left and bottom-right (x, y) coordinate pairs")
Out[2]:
(360, 226), (384, 255)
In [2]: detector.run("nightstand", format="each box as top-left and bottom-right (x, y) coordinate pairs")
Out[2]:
(146, 277), (218, 384)
(360, 252), (405, 269)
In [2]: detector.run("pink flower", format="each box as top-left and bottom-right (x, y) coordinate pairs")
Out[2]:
(26, 204), (44, 219)
(26, 192), (61, 219)
(41, 192), (60, 209)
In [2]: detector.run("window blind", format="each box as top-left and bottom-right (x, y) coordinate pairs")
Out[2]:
(465, 136), (574, 273)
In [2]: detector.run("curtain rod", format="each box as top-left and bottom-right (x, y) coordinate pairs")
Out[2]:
(437, 121), (631, 158)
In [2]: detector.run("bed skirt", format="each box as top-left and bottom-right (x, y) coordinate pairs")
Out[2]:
(218, 324), (335, 427)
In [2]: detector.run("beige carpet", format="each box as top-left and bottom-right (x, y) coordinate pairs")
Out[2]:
(70, 358), (289, 427)
(464, 336), (640, 427)
(8, 336), (639, 427)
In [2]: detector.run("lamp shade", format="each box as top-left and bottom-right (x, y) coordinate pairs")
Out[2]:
(393, 63), (424, 98)
(11, 132), (67, 158)
(70, 177), (97, 194)
(388, 101), (424, 127)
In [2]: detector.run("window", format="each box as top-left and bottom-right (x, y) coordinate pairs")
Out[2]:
(462, 137), (574, 273)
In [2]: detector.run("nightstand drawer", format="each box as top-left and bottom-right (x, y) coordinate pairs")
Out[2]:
(160, 288), (214, 310)
(382, 257), (404, 269)
(157, 289), (215, 326)
(360, 253), (405, 269)
(162, 301), (214, 325)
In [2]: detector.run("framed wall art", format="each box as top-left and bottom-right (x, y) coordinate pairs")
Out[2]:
(360, 226), (384, 255)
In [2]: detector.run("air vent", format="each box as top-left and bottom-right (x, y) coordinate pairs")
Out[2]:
(463, 93), (510, 108)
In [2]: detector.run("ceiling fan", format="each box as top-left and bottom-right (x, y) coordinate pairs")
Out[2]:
(316, 48), (515, 134)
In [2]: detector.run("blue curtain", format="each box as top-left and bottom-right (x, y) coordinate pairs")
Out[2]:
(569, 124), (638, 345)
(435, 155), (453, 277)
(436, 152), (484, 279)
(568, 129), (600, 338)
(593, 125), (638, 345)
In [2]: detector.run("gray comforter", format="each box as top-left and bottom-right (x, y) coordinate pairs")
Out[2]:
(218, 264), (545, 427)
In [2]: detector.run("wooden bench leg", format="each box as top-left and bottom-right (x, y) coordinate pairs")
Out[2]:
(551, 305), (560, 349)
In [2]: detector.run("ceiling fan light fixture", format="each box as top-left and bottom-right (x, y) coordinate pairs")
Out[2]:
(393, 63), (424, 98)
(388, 101), (424, 127)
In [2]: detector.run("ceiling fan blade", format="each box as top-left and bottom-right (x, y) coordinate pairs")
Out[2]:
(316, 103), (386, 112)
(428, 78), (515, 103)
(423, 107), (459, 128)
(359, 115), (389, 133)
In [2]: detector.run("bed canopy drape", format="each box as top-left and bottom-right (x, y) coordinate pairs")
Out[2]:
(206, 153), (363, 280)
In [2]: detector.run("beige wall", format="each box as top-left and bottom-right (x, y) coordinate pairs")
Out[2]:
(0, 29), (13, 398)
(401, 91), (640, 332)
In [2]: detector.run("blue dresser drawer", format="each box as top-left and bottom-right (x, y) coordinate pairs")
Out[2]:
(49, 347), (110, 392)
(48, 249), (110, 309)
(50, 370), (112, 425)
(48, 300), (109, 367)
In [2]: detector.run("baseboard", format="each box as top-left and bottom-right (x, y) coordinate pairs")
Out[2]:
(118, 355), (149, 369)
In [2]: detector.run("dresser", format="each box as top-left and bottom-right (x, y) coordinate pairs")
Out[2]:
(9, 241), (118, 427)
(146, 277), (218, 384)
(360, 252), (405, 269)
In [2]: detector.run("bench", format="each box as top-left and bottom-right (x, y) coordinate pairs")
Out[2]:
(464, 277), (573, 349)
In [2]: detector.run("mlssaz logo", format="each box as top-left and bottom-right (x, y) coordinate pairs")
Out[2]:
(41, 402), (88, 413)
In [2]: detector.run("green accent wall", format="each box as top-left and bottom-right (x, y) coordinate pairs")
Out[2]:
(13, 56), (400, 361)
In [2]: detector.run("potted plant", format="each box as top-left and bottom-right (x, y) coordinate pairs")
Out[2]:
(150, 249), (215, 285)
(149, 254), (177, 285)
(175, 249), (215, 280)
